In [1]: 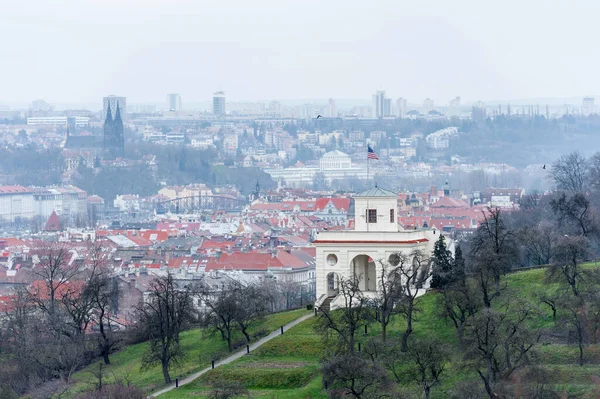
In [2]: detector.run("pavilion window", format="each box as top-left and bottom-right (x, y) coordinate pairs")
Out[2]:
(367, 209), (377, 223)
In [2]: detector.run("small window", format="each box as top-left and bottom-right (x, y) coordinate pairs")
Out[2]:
(390, 209), (395, 223)
(367, 209), (377, 223)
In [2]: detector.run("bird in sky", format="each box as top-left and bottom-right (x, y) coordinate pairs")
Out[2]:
(316, 115), (322, 119)
(543, 164), (546, 169)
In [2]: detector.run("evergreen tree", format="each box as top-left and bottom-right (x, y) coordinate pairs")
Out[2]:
(452, 244), (466, 285)
(430, 235), (453, 289)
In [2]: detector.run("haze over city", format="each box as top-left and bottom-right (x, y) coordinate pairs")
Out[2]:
(2, 0), (600, 107)
(4, 2), (600, 398)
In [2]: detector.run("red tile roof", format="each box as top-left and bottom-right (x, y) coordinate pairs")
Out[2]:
(0, 186), (31, 194)
(315, 197), (350, 211)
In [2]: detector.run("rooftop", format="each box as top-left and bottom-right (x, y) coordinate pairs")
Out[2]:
(355, 186), (396, 198)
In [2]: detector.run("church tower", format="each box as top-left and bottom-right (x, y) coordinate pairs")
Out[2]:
(113, 103), (124, 158)
(103, 102), (124, 159)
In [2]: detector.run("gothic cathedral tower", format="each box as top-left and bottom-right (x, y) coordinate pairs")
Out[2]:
(103, 103), (124, 159)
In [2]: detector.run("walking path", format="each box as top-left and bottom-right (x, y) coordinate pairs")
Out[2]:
(149, 312), (314, 398)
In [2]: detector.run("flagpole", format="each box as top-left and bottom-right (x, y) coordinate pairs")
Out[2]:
(366, 144), (370, 232)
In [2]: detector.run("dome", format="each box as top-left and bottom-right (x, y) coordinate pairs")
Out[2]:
(321, 150), (349, 159)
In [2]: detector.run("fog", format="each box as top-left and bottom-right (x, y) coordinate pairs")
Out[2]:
(1, 0), (599, 105)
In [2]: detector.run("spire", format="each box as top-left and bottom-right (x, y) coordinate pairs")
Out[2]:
(114, 102), (122, 124)
(105, 102), (113, 124)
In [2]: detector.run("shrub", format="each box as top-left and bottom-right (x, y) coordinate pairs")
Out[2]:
(74, 384), (145, 399)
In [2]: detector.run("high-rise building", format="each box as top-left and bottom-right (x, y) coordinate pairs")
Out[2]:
(471, 101), (486, 122)
(372, 90), (389, 118)
(29, 99), (53, 116)
(103, 102), (124, 159)
(103, 95), (127, 123)
(167, 93), (182, 111)
(213, 91), (226, 117)
(448, 96), (461, 117)
(423, 98), (435, 114)
(395, 98), (408, 117)
(583, 97), (595, 116)
(325, 98), (337, 117)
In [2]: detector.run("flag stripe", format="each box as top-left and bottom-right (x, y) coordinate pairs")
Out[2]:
(367, 145), (379, 160)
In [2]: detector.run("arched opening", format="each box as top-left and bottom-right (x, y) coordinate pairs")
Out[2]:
(326, 272), (339, 297)
(351, 254), (377, 292)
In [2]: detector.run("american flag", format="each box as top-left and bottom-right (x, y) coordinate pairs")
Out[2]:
(367, 145), (379, 160)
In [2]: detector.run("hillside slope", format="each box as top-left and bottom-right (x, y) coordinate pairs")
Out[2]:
(158, 266), (600, 399)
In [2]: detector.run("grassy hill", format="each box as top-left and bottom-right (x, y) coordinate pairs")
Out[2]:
(65, 309), (308, 397)
(155, 266), (600, 398)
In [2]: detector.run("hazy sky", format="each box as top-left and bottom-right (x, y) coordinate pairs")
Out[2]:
(2, 0), (599, 107)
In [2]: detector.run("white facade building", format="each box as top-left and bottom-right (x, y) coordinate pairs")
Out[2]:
(265, 150), (382, 188)
(114, 194), (142, 212)
(319, 150), (351, 170)
(27, 116), (89, 126)
(314, 187), (438, 310)
(0, 186), (35, 223)
(425, 127), (459, 149)
(168, 93), (182, 112)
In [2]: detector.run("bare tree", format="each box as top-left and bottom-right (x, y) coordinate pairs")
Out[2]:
(440, 277), (483, 339)
(519, 223), (556, 266)
(462, 302), (538, 398)
(232, 283), (268, 344)
(200, 281), (240, 352)
(470, 208), (517, 307)
(519, 366), (561, 399)
(394, 249), (431, 352)
(404, 337), (451, 399)
(137, 274), (197, 384)
(316, 275), (371, 354)
(88, 273), (120, 364)
(546, 235), (592, 297)
(322, 353), (392, 399)
(550, 151), (587, 193)
(558, 295), (587, 366)
(588, 151), (600, 193)
(550, 192), (597, 237)
(519, 190), (542, 211)
(538, 293), (559, 325)
(371, 259), (404, 342)
(28, 242), (80, 321)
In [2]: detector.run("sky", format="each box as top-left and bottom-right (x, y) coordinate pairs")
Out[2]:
(1, 0), (599, 108)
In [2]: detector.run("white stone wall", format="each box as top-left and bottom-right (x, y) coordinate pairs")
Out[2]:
(354, 196), (398, 232)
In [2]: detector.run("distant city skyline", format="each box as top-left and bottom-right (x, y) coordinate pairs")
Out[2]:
(1, 1), (600, 105)
(4, 95), (598, 113)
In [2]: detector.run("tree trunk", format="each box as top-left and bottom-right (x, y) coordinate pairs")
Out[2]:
(504, 341), (512, 371)
(457, 321), (465, 340)
(424, 385), (430, 399)
(401, 302), (414, 352)
(162, 360), (171, 384)
(241, 328), (251, 344)
(226, 333), (232, 352)
(579, 341), (584, 366)
(477, 370), (495, 398)
(381, 322), (387, 342)
(98, 310), (111, 364)
(102, 350), (111, 365)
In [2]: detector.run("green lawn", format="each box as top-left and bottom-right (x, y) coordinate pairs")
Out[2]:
(66, 308), (309, 397)
(157, 263), (600, 399)
(159, 316), (325, 399)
